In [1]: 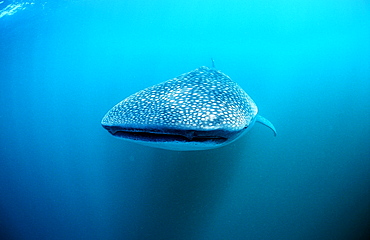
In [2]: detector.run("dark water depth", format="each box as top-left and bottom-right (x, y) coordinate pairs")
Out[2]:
(1, 1), (369, 239)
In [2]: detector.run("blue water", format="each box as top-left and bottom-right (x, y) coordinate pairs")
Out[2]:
(1, 1), (369, 239)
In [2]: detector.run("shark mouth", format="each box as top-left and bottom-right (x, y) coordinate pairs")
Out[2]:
(102, 125), (243, 144)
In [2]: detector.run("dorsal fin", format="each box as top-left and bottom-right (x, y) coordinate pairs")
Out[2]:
(210, 58), (215, 69)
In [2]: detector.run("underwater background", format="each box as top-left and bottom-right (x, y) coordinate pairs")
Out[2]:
(1, 0), (369, 239)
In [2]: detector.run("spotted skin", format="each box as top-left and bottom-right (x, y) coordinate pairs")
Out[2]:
(101, 66), (276, 151)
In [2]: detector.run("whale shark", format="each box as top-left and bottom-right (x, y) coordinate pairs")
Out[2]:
(101, 66), (276, 151)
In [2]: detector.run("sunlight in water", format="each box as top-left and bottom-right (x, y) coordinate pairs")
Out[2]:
(0, 1), (35, 18)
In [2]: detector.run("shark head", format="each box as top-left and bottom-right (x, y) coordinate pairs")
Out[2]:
(101, 66), (276, 151)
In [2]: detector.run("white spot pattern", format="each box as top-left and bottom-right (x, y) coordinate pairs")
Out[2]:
(102, 66), (258, 131)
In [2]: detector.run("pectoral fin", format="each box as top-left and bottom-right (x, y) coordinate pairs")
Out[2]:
(255, 115), (277, 136)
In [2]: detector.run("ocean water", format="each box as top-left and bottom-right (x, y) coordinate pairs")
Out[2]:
(1, 0), (369, 239)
